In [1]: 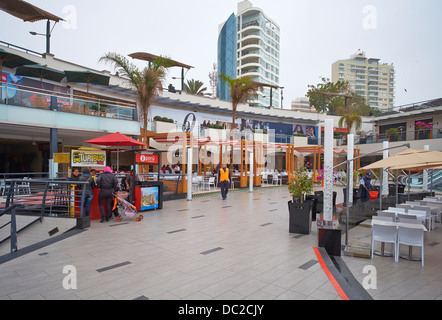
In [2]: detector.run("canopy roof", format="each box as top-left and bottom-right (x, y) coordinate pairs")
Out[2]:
(85, 132), (146, 147)
(362, 148), (442, 171)
(129, 52), (194, 70)
(0, 0), (64, 22)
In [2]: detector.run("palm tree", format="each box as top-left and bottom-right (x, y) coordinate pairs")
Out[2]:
(99, 52), (174, 145)
(184, 79), (207, 96)
(218, 74), (262, 133)
(338, 112), (362, 135)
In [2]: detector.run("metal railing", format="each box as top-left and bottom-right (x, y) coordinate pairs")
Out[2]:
(4, 179), (88, 218)
(1, 84), (137, 121)
(0, 204), (23, 253)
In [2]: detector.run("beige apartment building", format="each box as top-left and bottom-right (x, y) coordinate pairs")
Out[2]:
(332, 51), (395, 111)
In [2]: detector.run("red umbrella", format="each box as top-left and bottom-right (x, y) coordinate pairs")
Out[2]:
(85, 132), (146, 171)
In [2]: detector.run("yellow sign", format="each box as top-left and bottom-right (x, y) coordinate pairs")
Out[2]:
(54, 153), (70, 164)
(71, 150), (106, 167)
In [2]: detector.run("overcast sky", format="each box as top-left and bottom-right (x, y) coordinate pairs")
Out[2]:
(1, 0), (441, 109)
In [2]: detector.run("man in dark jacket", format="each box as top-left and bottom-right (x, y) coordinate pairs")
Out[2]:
(79, 168), (96, 217)
(97, 166), (119, 222)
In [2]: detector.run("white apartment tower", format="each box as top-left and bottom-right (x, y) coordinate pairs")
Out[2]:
(332, 51), (395, 110)
(218, 0), (281, 108)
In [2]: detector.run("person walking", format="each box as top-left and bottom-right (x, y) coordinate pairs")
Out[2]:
(79, 168), (96, 217)
(97, 166), (119, 222)
(127, 169), (136, 204)
(359, 172), (372, 203)
(218, 163), (231, 200)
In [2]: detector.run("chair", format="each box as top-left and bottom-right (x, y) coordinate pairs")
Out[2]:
(378, 211), (396, 220)
(71, 102), (81, 114)
(261, 174), (268, 185)
(34, 97), (48, 110)
(398, 218), (421, 225)
(397, 213), (416, 220)
(371, 221), (397, 260)
(414, 206), (435, 231)
(397, 204), (411, 211)
(396, 226), (425, 267)
(408, 209), (431, 231)
(388, 207), (406, 213)
(272, 173), (281, 185)
(61, 105), (72, 113)
(192, 177), (201, 193)
(373, 216), (394, 222)
(207, 177), (215, 192)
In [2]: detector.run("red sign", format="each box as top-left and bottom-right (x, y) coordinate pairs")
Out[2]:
(1, 73), (6, 83)
(321, 127), (348, 133)
(136, 153), (158, 164)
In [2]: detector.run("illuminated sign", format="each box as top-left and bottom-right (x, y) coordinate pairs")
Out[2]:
(136, 153), (158, 164)
(71, 150), (106, 167)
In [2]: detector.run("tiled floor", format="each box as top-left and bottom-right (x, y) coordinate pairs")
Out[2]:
(0, 186), (441, 300)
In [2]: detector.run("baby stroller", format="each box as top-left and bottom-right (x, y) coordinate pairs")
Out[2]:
(113, 193), (143, 222)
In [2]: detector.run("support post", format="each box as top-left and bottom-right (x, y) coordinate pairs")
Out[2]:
(323, 119), (333, 222)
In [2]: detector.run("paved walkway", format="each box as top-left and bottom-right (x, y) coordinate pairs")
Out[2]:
(0, 187), (441, 300)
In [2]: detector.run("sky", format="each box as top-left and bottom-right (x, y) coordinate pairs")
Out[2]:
(1, 0), (441, 109)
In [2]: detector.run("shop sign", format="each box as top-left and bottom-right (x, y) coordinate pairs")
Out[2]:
(54, 153), (70, 164)
(136, 153), (158, 164)
(1, 72), (6, 83)
(71, 150), (106, 167)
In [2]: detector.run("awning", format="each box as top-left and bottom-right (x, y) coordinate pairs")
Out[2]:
(0, 0), (64, 22)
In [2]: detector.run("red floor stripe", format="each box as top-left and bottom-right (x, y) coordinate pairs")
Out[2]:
(313, 247), (350, 300)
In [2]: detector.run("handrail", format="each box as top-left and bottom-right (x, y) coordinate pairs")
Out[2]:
(0, 204), (23, 253)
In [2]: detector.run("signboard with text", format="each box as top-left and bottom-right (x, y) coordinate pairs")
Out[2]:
(136, 153), (158, 164)
(71, 150), (106, 167)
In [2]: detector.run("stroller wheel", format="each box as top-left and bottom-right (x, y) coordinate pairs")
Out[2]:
(117, 217), (121, 222)
(140, 215), (144, 220)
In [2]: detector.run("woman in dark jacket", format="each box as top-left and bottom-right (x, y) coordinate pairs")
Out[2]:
(97, 166), (119, 222)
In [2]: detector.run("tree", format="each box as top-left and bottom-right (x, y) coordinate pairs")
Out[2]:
(218, 74), (262, 132)
(184, 79), (207, 96)
(307, 77), (373, 116)
(99, 52), (174, 145)
(338, 112), (362, 135)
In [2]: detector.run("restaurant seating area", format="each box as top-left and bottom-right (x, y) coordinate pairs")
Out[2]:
(370, 195), (442, 267)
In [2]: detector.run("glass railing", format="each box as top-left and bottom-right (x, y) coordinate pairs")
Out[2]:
(1, 84), (137, 121)
(356, 128), (441, 145)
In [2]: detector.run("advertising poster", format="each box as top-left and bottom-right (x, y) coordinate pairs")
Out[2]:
(141, 187), (159, 211)
(71, 150), (106, 167)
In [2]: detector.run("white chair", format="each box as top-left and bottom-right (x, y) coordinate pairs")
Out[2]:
(192, 177), (201, 193)
(388, 207), (406, 213)
(261, 174), (268, 185)
(207, 177), (215, 192)
(378, 211), (396, 220)
(408, 209), (431, 231)
(396, 226), (425, 267)
(272, 173), (281, 185)
(397, 213), (416, 221)
(398, 217), (422, 224)
(414, 206), (435, 231)
(374, 215), (394, 222)
(371, 219), (397, 260)
(397, 204), (411, 211)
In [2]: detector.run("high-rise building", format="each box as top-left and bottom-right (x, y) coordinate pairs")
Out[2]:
(217, 0), (281, 108)
(332, 51), (395, 110)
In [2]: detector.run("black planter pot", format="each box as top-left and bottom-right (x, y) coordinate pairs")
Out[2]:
(288, 201), (312, 235)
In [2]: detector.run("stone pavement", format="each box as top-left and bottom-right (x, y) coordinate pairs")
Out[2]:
(0, 186), (441, 300)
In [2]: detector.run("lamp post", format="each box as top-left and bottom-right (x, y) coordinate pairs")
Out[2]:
(30, 20), (56, 54)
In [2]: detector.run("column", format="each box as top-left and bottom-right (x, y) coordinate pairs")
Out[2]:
(49, 128), (58, 179)
(382, 141), (389, 196)
(347, 134), (354, 205)
(323, 119), (334, 222)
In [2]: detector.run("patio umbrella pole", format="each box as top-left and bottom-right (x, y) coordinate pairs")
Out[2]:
(396, 170), (399, 205)
(408, 170), (411, 201)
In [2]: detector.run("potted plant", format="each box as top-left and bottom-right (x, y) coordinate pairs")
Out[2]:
(287, 165), (314, 234)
